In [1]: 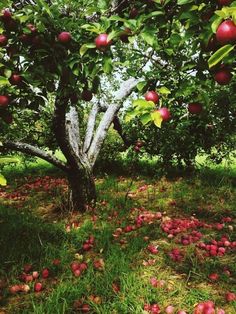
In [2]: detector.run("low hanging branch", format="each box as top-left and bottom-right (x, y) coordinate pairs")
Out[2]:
(1, 140), (68, 172)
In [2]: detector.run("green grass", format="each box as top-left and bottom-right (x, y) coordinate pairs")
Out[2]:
(0, 158), (236, 313)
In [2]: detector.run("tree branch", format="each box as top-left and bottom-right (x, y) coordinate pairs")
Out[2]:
(66, 106), (81, 156)
(83, 102), (99, 153)
(88, 77), (140, 166)
(1, 141), (68, 172)
(113, 115), (131, 147)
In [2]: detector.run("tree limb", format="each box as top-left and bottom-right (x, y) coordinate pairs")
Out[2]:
(1, 140), (68, 172)
(83, 102), (99, 153)
(113, 115), (131, 147)
(88, 77), (140, 166)
(66, 106), (81, 156)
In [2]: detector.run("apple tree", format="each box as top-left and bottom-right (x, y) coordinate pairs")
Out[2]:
(0, 0), (235, 211)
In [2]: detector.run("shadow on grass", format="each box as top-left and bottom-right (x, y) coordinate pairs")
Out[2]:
(0, 205), (68, 271)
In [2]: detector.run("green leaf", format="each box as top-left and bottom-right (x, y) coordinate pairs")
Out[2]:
(81, 24), (101, 34)
(151, 110), (163, 128)
(140, 113), (152, 125)
(35, 0), (53, 18)
(0, 157), (20, 164)
(103, 56), (113, 74)
(141, 30), (156, 46)
(0, 174), (7, 186)
(136, 81), (147, 92)
(214, 10), (228, 18)
(0, 76), (10, 86)
(208, 44), (235, 68)
(125, 111), (137, 122)
(159, 87), (171, 95)
(177, 0), (194, 5)
(80, 43), (96, 56)
(211, 17), (223, 33)
(133, 99), (155, 110)
(107, 30), (122, 41)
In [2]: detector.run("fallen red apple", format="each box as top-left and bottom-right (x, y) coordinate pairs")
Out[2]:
(147, 245), (159, 254)
(208, 273), (219, 281)
(165, 305), (175, 314)
(41, 268), (49, 279)
(188, 103), (203, 114)
(79, 262), (88, 271)
(34, 282), (43, 292)
(73, 269), (81, 277)
(145, 91), (159, 104)
(23, 264), (33, 273)
(32, 271), (39, 279)
(83, 243), (92, 251)
(214, 69), (232, 85)
(52, 259), (61, 266)
(58, 31), (72, 43)
(216, 20), (236, 44)
(95, 33), (112, 51)
(81, 303), (90, 313)
(9, 285), (20, 294)
(225, 292), (236, 302)
(18, 284), (30, 293)
(71, 261), (80, 272)
(158, 107), (171, 121)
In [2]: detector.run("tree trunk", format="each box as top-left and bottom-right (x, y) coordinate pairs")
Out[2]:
(67, 166), (96, 212)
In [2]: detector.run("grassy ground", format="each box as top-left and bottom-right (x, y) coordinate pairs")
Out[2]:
(0, 158), (236, 314)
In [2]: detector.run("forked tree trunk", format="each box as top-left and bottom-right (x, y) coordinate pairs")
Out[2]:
(67, 166), (96, 212)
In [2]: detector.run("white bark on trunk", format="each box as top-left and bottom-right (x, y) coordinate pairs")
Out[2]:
(83, 102), (99, 153)
(66, 106), (81, 156)
(87, 78), (140, 166)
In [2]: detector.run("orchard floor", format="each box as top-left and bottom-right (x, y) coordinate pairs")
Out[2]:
(0, 161), (236, 314)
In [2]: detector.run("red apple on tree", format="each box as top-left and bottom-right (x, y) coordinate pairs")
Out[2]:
(19, 33), (32, 44)
(216, 20), (236, 44)
(27, 23), (37, 33)
(1, 9), (12, 21)
(129, 7), (139, 19)
(2, 112), (13, 124)
(0, 95), (10, 107)
(188, 103), (203, 114)
(145, 91), (159, 104)
(95, 33), (112, 51)
(218, 0), (231, 6)
(58, 32), (72, 43)
(81, 90), (93, 101)
(0, 34), (8, 46)
(9, 74), (22, 86)
(214, 68), (232, 85)
(158, 107), (171, 121)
